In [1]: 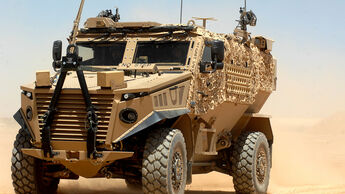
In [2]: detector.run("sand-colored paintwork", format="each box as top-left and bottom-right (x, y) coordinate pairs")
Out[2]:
(18, 19), (276, 178)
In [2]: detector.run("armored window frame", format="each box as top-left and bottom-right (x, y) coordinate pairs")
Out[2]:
(133, 41), (190, 66)
(77, 41), (127, 66)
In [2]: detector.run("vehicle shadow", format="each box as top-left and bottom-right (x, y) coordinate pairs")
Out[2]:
(58, 190), (235, 194)
(58, 189), (139, 194)
(58, 188), (236, 194)
(58, 180), (236, 194)
(186, 191), (235, 194)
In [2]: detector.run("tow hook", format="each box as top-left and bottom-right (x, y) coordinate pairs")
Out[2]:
(101, 168), (113, 179)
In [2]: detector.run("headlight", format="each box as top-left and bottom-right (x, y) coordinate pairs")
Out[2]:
(22, 91), (33, 100)
(122, 92), (149, 101)
(122, 93), (136, 101)
(119, 108), (138, 124)
(26, 92), (32, 98)
(26, 106), (33, 121)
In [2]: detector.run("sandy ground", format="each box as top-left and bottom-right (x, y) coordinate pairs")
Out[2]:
(1, 114), (345, 194)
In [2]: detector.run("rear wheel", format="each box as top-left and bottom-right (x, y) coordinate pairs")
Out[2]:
(231, 131), (271, 193)
(11, 128), (60, 194)
(142, 128), (187, 194)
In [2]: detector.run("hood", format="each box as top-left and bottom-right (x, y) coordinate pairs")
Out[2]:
(21, 71), (192, 94)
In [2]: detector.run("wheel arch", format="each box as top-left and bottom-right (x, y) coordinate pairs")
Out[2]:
(231, 113), (274, 169)
(115, 109), (190, 143)
(232, 113), (274, 144)
(171, 114), (193, 161)
(121, 112), (194, 185)
(122, 112), (194, 161)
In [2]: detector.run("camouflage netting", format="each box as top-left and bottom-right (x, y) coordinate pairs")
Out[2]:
(188, 33), (276, 114)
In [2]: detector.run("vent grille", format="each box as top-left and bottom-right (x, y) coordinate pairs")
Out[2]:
(226, 65), (253, 97)
(36, 92), (114, 142)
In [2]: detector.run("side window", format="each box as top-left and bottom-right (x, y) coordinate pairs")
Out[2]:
(202, 46), (212, 61)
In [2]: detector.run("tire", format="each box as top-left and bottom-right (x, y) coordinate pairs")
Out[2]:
(142, 128), (187, 194)
(11, 128), (60, 194)
(231, 131), (271, 194)
(125, 178), (142, 190)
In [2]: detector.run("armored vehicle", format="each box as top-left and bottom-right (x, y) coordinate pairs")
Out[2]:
(11, 1), (277, 193)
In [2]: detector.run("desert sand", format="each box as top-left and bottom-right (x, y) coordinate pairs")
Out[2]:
(1, 114), (345, 194)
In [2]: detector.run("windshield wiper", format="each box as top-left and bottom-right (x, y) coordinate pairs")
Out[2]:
(79, 66), (116, 72)
(88, 33), (112, 42)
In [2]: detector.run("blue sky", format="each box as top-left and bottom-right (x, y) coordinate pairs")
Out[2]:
(0, 0), (345, 118)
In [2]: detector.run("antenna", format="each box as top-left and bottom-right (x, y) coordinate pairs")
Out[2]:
(244, 0), (247, 11)
(193, 17), (217, 28)
(180, 0), (183, 24)
(234, 0), (257, 42)
(114, 7), (121, 22)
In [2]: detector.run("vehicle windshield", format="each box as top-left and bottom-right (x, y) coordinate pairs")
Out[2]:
(133, 41), (190, 65)
(77, 42), (126, 66)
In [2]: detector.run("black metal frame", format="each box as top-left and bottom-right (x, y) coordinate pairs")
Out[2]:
(80, 25), (195, 34)
(41, 45), (101, 159)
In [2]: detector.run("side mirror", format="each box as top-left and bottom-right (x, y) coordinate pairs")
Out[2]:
(52, 40), (62, 61)
(211, 40), (224, 63)
(214, 62), (224, 70)
(200, 40), (225, 73)
(200, 62), (224, 73)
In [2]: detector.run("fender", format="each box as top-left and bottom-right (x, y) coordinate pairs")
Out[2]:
(232, 113), (273, 143)
(243, 114), (274, 143)
(13, 109), (36, 141)
(232, 113), (274, 168)
(114, 108), (190, 142)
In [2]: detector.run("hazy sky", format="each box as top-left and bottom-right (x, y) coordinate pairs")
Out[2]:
(0, 0), (345, 118)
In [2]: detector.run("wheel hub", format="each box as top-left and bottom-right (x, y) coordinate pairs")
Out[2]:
(256, 149), (267, 184)
(171, 151), (183, 191)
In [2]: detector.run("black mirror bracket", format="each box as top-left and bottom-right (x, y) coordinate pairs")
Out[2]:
(200, 61), (224, 74)
(200, 40), (225, 74)
(43, 44), (101, 159)
(52, 61), (62, 72)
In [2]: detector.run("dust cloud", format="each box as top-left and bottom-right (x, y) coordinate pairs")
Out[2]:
(1, 113), (345, 193)
(269, 114), (345, 193)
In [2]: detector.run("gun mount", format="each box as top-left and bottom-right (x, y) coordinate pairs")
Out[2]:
(234, 0), (257, 42)
(98, 8), (120, 22)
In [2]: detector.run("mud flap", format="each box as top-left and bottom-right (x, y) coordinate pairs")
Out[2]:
(187, 161), (192, 184)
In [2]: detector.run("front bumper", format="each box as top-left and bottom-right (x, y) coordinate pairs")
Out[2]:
(22, 149), (133, 178)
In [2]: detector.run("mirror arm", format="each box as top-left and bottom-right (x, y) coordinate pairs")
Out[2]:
(52, 61), (62, 72)
(200, 61), (219, 74)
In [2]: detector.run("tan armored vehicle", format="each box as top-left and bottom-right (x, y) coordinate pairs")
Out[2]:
(11, 1), (277, 193)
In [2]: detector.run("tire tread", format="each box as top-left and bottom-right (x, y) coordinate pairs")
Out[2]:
(231, 131), (269, 193)
(11, 128), (59, 194)
(11, 128), (37, 194)
(142, 128), (186, 194)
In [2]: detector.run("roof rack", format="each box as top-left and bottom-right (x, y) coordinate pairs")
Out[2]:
(80, 25), (195, 34)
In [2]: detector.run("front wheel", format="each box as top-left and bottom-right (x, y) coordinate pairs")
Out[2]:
(231, 131), (271, 193)
(11, 128), (60, 194)
(142, 128), (187, 194)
